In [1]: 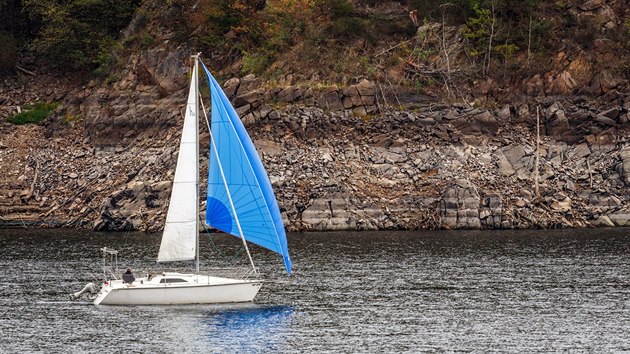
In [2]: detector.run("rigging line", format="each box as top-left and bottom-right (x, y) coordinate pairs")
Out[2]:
(199, 214), (246, 264)
(198, 66), (257, 274)
(199, 91), (210, 133)
(208, 131), (258, 273)
(203, 66), (286, 257)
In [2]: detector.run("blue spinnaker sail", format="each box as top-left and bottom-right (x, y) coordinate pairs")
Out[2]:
(201, 63), (292, 275)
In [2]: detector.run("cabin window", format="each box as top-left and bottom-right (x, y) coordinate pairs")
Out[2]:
(159, 278), (188, 283)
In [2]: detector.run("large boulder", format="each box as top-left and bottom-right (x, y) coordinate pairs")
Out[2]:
(438, 179), (480, 229)
(544, 103), (571, 137)
(451, 110), (499, 138)
(547, 71), (578, 96)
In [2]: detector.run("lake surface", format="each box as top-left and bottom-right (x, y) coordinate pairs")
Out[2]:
(1, 228), (630, 352)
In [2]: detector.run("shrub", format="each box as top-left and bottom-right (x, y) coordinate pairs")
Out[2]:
(194, 0), (248, 50)
(329, 0), (353, 19)
(493, 43), (519, 61)
(7, 102), (58, 125)
(94, 37), (124, 78)
(23, 0), (140, 71)
(138, 32), (156, 49)
(328, 16), (365, 40)
(241, 51), (272, 75)
(461, 3), (492, 51)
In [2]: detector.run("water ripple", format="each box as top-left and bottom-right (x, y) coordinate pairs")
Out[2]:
(1, 228), (630, 352)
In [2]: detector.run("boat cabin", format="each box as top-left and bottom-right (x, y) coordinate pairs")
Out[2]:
(141, 273), (196, 285)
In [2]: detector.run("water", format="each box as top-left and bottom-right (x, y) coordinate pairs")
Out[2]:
(1, 228), (630, 352)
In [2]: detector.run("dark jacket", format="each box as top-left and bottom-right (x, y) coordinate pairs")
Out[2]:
(122, 271), (135, 284)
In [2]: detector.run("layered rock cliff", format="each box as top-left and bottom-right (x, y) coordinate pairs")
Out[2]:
(0, 0), (629, 231)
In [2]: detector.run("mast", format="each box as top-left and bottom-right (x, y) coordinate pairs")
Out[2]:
(193, 53), (200, 274)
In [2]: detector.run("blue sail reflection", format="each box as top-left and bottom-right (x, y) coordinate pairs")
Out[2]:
(201, 305), (294, 351)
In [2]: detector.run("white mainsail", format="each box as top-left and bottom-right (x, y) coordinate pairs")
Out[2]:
(157, 58), (199, 262)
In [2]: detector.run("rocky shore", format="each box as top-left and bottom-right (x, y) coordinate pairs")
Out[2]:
(1, 69), (629, 231)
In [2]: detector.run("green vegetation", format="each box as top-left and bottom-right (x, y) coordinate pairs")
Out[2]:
(61, 113), (82, 125)
(194, 0), (251, 49)
(493, 43), (518, 61)
(24, 0), (140, 71)
(460, 2), (493, 60)
(93, 38), (124, 79)
(325, 0), (368, 40)
(359, 55), (377, 76)
(242, 52), (272, 75)
(0, 0), (139, 73)
(0, 0), (625, 86)
(458, 0), (543, 71)
(7, 102), (58, 125)
(185, 0), (554, 80)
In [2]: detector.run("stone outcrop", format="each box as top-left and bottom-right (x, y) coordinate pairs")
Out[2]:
(439, 179), (481, 229)
(2, 83), (629, 230)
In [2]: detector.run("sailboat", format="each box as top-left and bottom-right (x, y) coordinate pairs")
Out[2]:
(91, 54), (292, 305)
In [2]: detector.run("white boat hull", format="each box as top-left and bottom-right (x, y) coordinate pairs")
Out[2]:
(93, 273), (262, 305)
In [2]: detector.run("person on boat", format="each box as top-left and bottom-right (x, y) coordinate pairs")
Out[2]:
(122, 268), (135, 284)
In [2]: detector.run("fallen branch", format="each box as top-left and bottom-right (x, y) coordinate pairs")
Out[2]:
(375, 40), (411, 57)
(64, 207), (95, 228)
(587, 157), (593, 189)
(15, 65), (35, 76)
(385, 77), (402, 108)
(40, 183), (90, 218)
(25, 159), (40, 201)
(376, 82), (390, 109)
(42, 205), (59, 218)
(405, 60), (462, 77)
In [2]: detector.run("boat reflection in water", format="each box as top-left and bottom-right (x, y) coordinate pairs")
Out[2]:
(201, 305), (294, 351)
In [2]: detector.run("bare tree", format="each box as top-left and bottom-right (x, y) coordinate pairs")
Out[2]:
(527, 15), (533, 67)
(534, 105), (541, 199)
(485, 0), (497, 76)
(440, 3), (453, 98)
